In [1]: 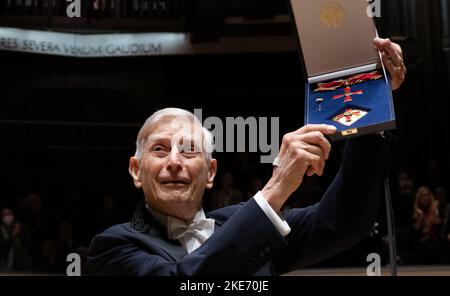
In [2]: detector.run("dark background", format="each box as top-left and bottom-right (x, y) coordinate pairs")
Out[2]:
(0, 0), (449, 273)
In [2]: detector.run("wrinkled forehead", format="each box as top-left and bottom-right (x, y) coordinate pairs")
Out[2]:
(144, 115), (204, 143)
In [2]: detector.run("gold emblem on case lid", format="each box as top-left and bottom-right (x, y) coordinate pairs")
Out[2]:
(320, 2), (345, 28)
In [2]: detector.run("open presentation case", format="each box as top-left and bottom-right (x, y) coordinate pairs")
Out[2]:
(288, 0), (396, 140)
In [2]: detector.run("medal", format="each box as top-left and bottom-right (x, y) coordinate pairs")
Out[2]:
(332, 86), (363, 103)
(332, 108), (368, 126)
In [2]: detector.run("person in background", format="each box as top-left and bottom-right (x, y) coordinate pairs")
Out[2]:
(412, 187), (441, 264)
(210, 173), (244, 210)
(0, 207), (32, 271)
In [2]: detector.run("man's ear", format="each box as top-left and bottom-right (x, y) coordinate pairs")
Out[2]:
(206, 159), (217, 189)
(129, 157), (142, 188)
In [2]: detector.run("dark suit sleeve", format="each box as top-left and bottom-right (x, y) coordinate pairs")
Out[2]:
(87, 199), (288, 276)
(273, 134), (391, 273)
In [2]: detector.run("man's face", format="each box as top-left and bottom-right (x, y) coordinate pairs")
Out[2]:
(129, 116), (216, 219)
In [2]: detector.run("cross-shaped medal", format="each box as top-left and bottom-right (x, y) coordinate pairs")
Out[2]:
(332, 86), (363, 102)
(334, 109), (361, 122)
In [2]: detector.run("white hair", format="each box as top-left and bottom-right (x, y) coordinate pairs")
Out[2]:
(134, 108), (214, 162)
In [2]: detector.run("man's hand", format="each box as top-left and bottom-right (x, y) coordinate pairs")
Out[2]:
(373, 38), (406, 90)
(261, 124), (336, 212)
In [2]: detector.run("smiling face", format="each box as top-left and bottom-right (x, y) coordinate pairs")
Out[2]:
(129, 115), (217, 220)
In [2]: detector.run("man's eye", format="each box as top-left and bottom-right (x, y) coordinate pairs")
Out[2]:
(180, 145), (200, 155)
(180, 145), (193, 153)
(152, 145), (166, 152)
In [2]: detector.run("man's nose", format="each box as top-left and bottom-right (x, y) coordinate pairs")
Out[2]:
(166, 149), (183, 172)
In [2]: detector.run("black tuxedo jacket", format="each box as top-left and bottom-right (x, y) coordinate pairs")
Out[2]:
(87, 135), (390, 275)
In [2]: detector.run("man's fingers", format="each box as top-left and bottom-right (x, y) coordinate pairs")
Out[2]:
(294, 143), (326, 176)
(278, 125), (334, 177)
(306, 158), (325, 177)
(374, 38), (404, 67)
(283, 148), (321, 177)
(306, 166), (317, 177)
(388, 43), (405, 69)
(281, 125), (334, 157)
(299, 131), (332, 160)
(284, 132), (331, 160)
(381, 51), (397, 77)
(296, 124), (337, 136)
(374, 38), (406, 90)
(298, 150), (322, 177)
(382, 52), (404, 90)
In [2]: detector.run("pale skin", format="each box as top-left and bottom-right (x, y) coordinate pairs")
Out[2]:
(261, 124), (336, 212)
(373, 37), (406, 90)
(129, 117), (217, 220)
(129, 38), (405, 220)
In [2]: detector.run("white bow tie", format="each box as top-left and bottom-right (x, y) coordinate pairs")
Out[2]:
(167, 211), (215, 253)
(168, 218), (215, 241)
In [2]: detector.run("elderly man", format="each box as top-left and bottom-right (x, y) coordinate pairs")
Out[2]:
(87, 38), (405, 275)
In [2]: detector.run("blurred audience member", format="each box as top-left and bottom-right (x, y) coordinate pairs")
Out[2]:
(436, 187), (450, 264)
(210, 173), (244, 210)
(18, 193), (60, 270)
(434, 187), (448, 219)
(394, 171), (416, 227)
(412, 187), (441, 264)
(283, 176), (324, 210)
(392, 171), (416, 264)
(425, 159), (444, 190)
(246, 177), (264, 200)
(36, 240), (57, 273)
(53, 221), (73, 273)
(95, 195), (123, 233)
(0, 208), (32, 271)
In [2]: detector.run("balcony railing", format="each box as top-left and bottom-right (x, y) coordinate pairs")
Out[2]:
(0, 0), (186, 32)
(0, 1), (292, 41)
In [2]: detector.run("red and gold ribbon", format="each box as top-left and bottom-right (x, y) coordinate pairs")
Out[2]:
(314, 71), (383, 92)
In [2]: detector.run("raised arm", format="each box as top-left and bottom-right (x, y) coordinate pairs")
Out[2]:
(274, 134), (391, 272)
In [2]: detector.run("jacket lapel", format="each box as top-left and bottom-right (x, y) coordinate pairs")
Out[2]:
(130, 204), (228, 262)
(131, 203), (187, 261)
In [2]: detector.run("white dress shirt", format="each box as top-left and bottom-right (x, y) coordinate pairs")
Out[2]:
(147, 191), (291, 253)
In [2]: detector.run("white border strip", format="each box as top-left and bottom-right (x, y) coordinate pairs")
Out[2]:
(307, 63), (378, 84)
(0, 27), (296, 58)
